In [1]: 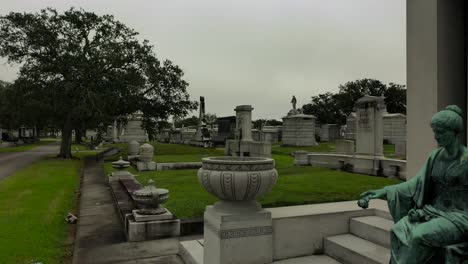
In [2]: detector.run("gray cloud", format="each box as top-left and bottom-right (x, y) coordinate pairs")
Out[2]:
(0, 0), (405, 120)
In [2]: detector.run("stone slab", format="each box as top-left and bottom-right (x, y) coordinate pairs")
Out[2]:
(157, 162), (202, 171)
(324, 234), (390, 264)
(273, 255), (342, 264)
(133, 209), (174, 222)
(350, 216), (392, 248)
(179, 240), (204, 264)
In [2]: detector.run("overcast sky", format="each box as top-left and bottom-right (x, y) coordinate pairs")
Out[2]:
(0, 0), (406, 120)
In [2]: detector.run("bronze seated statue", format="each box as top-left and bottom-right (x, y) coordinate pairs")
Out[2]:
(359, 105), (468, 264)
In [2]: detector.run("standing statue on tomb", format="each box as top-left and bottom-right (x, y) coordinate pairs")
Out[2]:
(358, 105), (468, 263)
(291, 95), (297, 110)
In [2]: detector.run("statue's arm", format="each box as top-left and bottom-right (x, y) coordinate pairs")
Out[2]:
(360, 152), (433, 202)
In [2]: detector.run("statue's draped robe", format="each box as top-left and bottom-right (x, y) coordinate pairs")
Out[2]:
(384, 146), (468, 263)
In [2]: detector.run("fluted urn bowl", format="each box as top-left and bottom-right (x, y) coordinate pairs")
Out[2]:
(131, 180), (169, 215)
(198, 157), (278, 212)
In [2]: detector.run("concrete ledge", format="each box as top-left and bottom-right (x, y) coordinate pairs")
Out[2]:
(296, 152), (407, 180)
(157, 162), (202, 171)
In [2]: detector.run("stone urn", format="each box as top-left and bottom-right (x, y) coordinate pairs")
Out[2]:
(139, 143), (154, 162)
(131, 179), (169, 215)
(128, 140), (140, 156)
(112, 156), (130, 169)
(197, 157), (278, 212)
(111, 157), (132, 177)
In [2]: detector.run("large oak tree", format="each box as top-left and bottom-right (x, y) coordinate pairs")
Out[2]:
(0, 8), (196, 158)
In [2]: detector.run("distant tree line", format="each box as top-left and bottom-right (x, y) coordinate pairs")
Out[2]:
(252, 119), (283, 129)
(302, 78), (406, 125)
(174, 113), (217, 128)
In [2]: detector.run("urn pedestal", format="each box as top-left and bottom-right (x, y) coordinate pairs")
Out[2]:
(198, 157), (278, 264)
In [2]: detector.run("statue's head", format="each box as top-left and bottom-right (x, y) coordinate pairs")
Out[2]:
(431, 105), (463, 147)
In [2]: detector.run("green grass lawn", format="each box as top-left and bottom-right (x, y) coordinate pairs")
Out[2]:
(71, 143), (89, 151)
(104, 150), (400, 219)
(104, 140), (400, 162)
(0, 157), (83, 264)
(104, 141), (224, 163)
(271, 142), (336, 156)
(0, 139), (57, 153)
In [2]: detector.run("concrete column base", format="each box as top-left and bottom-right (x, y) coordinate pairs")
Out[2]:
(125, 210), (180, 242)
(203, 205), (273, 264)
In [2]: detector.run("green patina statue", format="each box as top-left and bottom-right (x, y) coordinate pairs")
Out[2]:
(359, 105), (468, 264)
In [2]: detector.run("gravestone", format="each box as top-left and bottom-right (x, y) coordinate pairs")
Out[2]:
(212, 116), (236, 146)
(104, 125), (113, 141)
(120, 112), (148, 143)
(355, 95), (385, 157)
(282, 97), (317, 146)
(191, 96), (211, 147)
(320, 124), (340, 142)
(345, 113), (357, 140)
(394, 139), (406, 157)
(336, 139), (355, 154)
(226, 105), (271, 157)
(383, 113), (407, 144)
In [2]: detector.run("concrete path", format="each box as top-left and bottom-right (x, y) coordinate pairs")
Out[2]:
(0, 142), (60, 180)
(73, 158), (183, 264)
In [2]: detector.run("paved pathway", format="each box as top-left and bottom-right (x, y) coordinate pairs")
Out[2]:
(0, 142), (60, 180)
(73, 157), (182, 264)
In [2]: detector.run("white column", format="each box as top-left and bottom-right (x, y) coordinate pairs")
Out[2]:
(235, 105), (254, 142)
(407, 0), (467, 178)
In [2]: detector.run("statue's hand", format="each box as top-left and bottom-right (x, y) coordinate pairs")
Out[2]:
(408, 209), (425, 223)
(357, 189), (386, 209)
(360, 189), (386, 200)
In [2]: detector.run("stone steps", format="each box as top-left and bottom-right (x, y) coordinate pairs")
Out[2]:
(179, 214), (395, 264)
(324, 234), (390, 264)
(179, 240), (204, 264)
(350, 216), (393, 248)
(273, 255), (342, 264)
(179, 239), (342, 264)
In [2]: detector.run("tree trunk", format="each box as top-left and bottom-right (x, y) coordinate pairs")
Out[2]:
(58, 117), (73, 159)
(75, 129), (82, 144)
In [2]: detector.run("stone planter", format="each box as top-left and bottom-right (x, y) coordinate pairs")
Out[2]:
(197, 156), (278, 212)
(199, 156), (278, 264)
(131, 179), (168, 215)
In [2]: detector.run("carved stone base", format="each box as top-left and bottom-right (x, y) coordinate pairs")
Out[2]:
(203, 205), (273, 264)
(136, 161), (157, 171)
(132, 209), (173, 222)
(125, 210), (180, 242)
